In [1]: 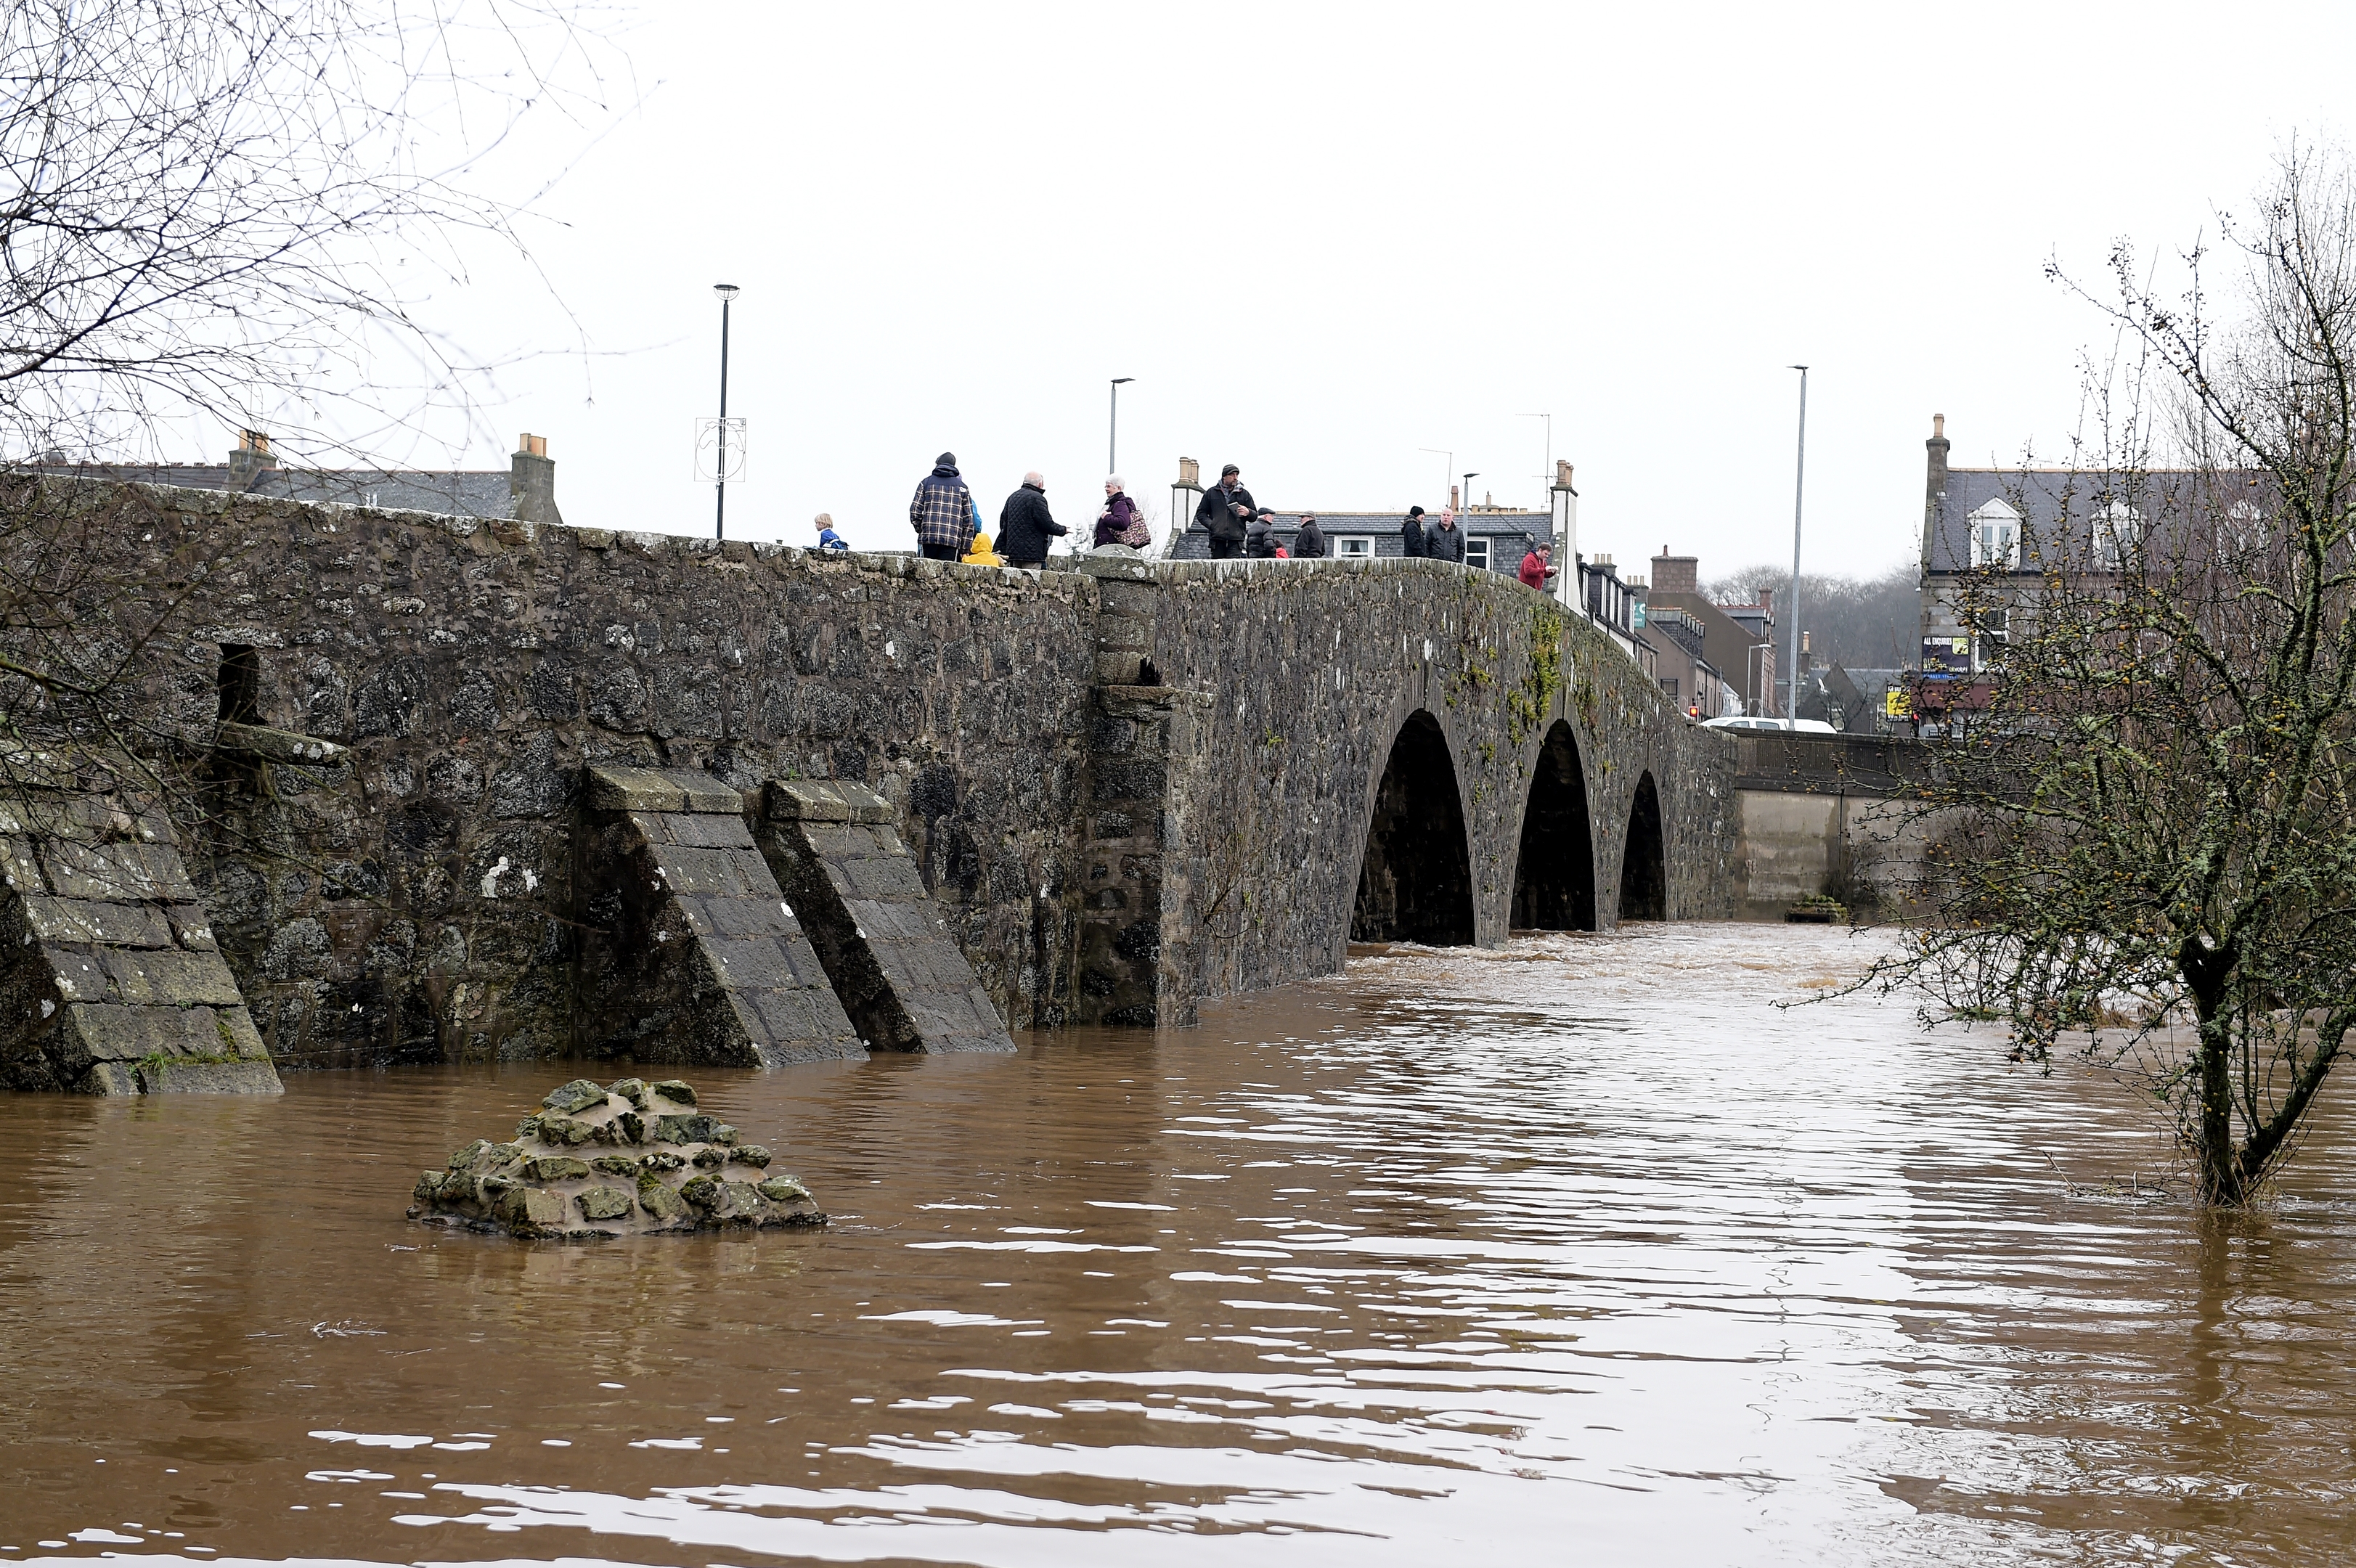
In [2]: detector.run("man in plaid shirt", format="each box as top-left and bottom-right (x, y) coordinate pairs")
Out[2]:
(909, 452), (977, 560)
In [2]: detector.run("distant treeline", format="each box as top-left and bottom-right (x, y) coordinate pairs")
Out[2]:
(1703, 563), (1918, 671)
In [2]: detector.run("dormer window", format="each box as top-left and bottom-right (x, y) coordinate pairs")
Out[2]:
(2095, 499), (2143, 569)
(1968, 498), (2021, 568)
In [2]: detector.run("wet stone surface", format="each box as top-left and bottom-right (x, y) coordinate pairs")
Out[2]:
(407, 1074), (820, 1238)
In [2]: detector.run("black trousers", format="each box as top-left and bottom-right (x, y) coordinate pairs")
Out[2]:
(1208, 536), (1243, 559)
(921, 542), (959, 561)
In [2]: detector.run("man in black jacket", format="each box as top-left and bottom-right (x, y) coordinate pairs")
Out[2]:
(1401, 505), (1427, 558)
(1292, 513), (1328, 558)
(1424, 507), (1467, 564)
(998, 472), (1066, 565)
(1194, 464), (1254, 558)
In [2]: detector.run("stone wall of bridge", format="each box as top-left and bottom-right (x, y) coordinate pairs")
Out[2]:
(12, 479), (1743, 1075)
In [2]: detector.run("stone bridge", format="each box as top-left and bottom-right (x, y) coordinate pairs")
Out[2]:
(0, 481), (1740, 1091)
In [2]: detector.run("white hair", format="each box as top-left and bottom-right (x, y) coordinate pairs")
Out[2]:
(1106, 474), (1124, 489)
(1024, 470), (1045, 487)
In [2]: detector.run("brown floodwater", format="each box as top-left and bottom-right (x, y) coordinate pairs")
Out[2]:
(3, 923), (2354, 1567)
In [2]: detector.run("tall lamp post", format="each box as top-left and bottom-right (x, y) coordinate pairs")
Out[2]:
(1108, 377), (1134, 474)
(713, 283), (740, 540)
(1462, 471), (1480, 510)
(1785, 364), (1809, 730)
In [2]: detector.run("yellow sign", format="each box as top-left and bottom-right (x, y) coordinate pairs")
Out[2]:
(1884, 686), (1913, 719)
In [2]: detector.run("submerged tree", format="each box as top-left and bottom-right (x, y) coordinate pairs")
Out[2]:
(1873, 143), (2356, 1206)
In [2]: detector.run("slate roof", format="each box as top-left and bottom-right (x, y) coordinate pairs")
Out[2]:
(1926, 466), (2273, 574)
(1169, 508), (1556, 571)
(25, 462), (518, 519)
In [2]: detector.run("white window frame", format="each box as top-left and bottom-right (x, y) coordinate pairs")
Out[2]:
(1967, 498), (2022, 569)
(1337, 536), (1374, 558)
(2095, 499), (2142, 569)
(1464, 538), (1492, 571)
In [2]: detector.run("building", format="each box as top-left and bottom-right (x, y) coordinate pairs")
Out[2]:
(1641, 550), (1780, 716)
(30, 429), (566, 524)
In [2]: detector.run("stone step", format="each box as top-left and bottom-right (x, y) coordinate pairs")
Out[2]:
(757, 780), (1014, 1054)
(0, 783), (278, 1095)
(576, 765), (864, 1066)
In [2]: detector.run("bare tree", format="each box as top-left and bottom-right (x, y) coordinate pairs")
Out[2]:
(1867, 142), (2356, 1207)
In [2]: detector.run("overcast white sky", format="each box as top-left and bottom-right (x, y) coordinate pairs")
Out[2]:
(378, 1), (2356, 579)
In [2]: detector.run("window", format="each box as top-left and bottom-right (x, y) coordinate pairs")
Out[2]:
(1967, 498), (2021, 568)
(2227, 499), (2266, 553)
(1337, 536), (1374, 558)
(1464, 538), (1491, 570)
(1658, 677), (1679, 701)
(2095, 499), (2142, 569)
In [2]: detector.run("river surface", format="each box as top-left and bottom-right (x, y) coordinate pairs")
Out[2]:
(4, 923), (2354, 1567)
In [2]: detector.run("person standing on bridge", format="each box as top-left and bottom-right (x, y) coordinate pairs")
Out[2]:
(998, 472), (1066, 567)
(1400, 505), (1427, 558)
(1292, 512), (1328, 559)
(909, 453), (977, 562)
(1424, 507), (1466, 564)
(1194, 464), (1254, 559)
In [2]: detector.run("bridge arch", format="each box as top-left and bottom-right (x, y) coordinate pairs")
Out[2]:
(1349, 708), (1475, 945)
(1617, 770), (1667, 921)
(1510, 720), (1596, 931)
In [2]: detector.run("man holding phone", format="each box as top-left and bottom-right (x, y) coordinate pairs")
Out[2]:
(1194, 464), (1255, 559)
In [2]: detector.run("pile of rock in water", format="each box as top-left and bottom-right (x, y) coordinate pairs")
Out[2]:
(409, 1077), (824, 1238)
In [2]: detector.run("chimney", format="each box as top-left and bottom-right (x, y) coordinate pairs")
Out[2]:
(1650, 547), (1700, 595)
(1178, 456), (1200, 489)
(1449, 483), (1460, 511)
(1922, 412), (1950, 565)
(227, 429), (277, 491)
(1758, 586), (1774, 621)
(510, 433), (564, 526)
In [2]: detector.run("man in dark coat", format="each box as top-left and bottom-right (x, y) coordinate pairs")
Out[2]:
(1400, 505), (1427, 558)
(1292, 513), (1328, 558)
(1194, 464), (1254, 559)
(998, 471), (1066, 565)
(1424, 507), (1467, 564)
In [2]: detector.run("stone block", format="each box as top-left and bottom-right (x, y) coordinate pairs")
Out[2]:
(97, 948), (247, 1008)
(765, 780), (894, 824)
(135, 1059), (282, 1094)
(38, 839), (188, 902)
(17, 896), (173, 949)
(54, 1003), (235, 1066)
(654, 846), (759, 897)
(164, 903), (218, 951)
(214, 720), (349, 765)
(586, 764), (688, 812)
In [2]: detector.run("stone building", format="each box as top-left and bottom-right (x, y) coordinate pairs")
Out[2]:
(1169, 500), (1556, 576)
(1639, 550), (1778, 716)
(33, 428), (566, 524)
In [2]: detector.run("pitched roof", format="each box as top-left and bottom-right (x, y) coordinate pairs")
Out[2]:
(25, 462), (518, 519)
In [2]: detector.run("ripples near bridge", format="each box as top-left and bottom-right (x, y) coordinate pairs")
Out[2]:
(4, 924), (2353, 1566)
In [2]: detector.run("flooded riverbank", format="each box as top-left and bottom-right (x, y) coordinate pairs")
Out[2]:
(2, 924), (2351, 1566)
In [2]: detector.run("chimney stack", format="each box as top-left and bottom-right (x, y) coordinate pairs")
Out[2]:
(510, 433), (564, 526)
(1650, 547), (1700, 595)
(1449, 483), (1459, 511)
(227, 429), (277, 491)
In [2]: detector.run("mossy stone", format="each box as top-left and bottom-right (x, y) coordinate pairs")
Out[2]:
(680, 1174), (725, 1211)
(446, 1138), (494, 1173)
(412, 1169), (444, 1203)
(710, 1123), (739, 1148)
(576, 1185), (633, 1221)
(690, 1146), (726, 1169)
(649, 1079), (696, 1107)
(655, 1112), (722, 1145)
(640, 1149), (684, 1173)
(590, 1154), (639, 1177)
(635, 1177), (686, 1221)
(617, 1111), (645, 1143)
(728, 1145), (772, 1169)
(542, 1078), (609, 1114)
(757, 1175), (812, 1204)
(607, 1077), (650, 1109)
(542, 1116), (594, 1146)
(525, 1154), (593, 1183)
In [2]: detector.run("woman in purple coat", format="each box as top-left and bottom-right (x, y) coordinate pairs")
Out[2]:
(1095, 476), (1147, 549)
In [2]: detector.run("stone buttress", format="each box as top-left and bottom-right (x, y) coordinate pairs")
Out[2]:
(754, 780), (1014, 1053)
(0, 777), (277, 1094)
(574, 765), (863, 1065)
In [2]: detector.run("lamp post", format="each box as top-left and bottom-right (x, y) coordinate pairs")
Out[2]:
(1462, 472), (1480, 510)
(1108, 378), (1134, 475)
(1785, 364), (1809, 731)
(712, 283), (740, 540)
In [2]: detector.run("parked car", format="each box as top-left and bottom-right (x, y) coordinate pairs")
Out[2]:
(1701, 716), (1838, 734)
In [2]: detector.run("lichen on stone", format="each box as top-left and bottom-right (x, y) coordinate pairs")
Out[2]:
(407, 1076), (824, 1239)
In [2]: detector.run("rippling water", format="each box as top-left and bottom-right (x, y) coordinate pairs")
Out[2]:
(4, 923), (2354, 1567)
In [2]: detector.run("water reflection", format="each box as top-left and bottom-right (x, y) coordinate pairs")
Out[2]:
(1, 924), (2352, 1565)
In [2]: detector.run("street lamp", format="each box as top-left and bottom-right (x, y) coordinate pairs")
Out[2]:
(713, 283), (740, 540)
(1785, 364), (1809, 731)
(1109, 378), (1134, 475)
(1462, 472), (1479, 510)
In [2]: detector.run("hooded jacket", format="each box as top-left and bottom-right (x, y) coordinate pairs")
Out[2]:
(998, 483), (1066, 563)
(1424, 514), (1466, 563)
(1195, 480), (1255, 544)
(910, 460), (975, 550)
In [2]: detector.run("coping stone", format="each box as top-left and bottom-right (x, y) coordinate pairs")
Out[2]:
(587, 765), (745, 814)
(765, 780), (895, 825)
